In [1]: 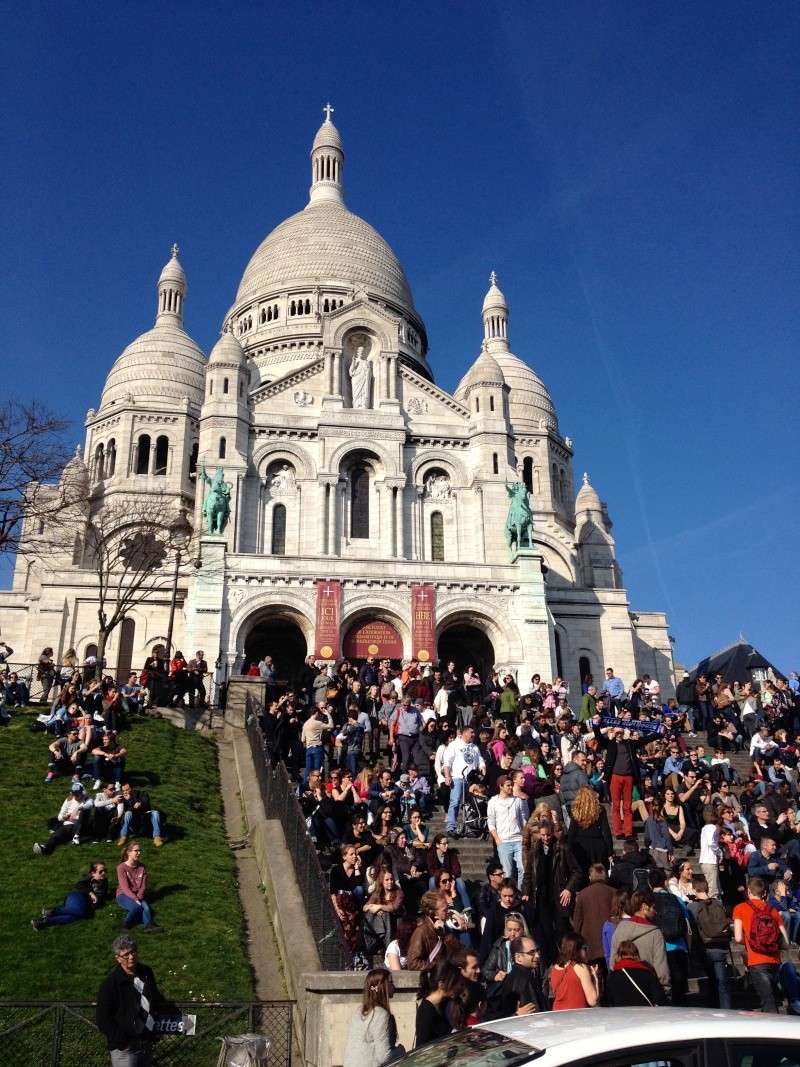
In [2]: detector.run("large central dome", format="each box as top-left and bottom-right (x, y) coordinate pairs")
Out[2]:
(235, 200), (415, 312)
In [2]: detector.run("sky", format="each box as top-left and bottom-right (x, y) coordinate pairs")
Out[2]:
(2, 2), (798, 672)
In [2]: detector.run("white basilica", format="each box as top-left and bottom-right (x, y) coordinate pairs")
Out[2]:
(1, 109), (676, 697)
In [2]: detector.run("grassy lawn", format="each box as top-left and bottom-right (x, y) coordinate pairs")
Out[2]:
(0, 710), (253, 1003)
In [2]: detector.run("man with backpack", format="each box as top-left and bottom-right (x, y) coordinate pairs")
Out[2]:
(689, 874), (733, 1008)
(650, 869), (691, 1004)
(733, 875), (789, 1013)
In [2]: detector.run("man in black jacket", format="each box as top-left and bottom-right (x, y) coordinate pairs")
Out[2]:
(96, 935), (174, 1065)
(521, 820), (581, 965)
(484, 936), (546, 1019)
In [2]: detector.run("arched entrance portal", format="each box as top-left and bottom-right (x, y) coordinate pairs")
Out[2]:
(244, 617), (307, 690)
(437, 624), (495, 682)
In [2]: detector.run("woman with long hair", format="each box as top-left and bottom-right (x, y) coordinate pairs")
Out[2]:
(566, 786), (613, 874)
(661, 788), (686, 849)
(668, 859), (696, 903)
(372, 805), (397, 848)
(362, 867), (405, 954)
(415, 958), (465, 1048)
(342, 967), (403, 1066)
(644, 805), (673, 870)
(548, 932), (599, 1010)
(385, 917), (417, 972)
(330, 843), (365, 952)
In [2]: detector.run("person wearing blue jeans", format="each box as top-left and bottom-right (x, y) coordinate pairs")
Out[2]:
(32, 863), (109, 930)
(442, 725), (485, 835)
(116, 842), (162, 932)
(117, 784), (163, 847)
(487, 776), (528, 889)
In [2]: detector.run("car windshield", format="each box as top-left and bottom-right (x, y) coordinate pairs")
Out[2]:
(397, 1029), (538, 1066)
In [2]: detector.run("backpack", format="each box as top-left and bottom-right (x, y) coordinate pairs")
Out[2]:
(746, 901), (781, 956)
(653, 892), (686, 942)
(694, 898), (730, 944)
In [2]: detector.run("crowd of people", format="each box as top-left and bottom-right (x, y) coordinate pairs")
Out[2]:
(252, 652), (800, 1039)
(1, 647), (168, 937)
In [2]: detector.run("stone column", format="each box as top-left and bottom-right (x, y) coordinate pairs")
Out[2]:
(332, 352), (342, 396)
(338, 480), (347, 549)
(319, 482), (329, 555)
(395, 485), (404, 558)
(327, 483), (337, 556)
(476, 486), (486, 562)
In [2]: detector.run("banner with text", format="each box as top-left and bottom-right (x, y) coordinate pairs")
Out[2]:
(411, 584), (437, 664)
(314, 579), (342, 660)
(343, 619), (403, 659)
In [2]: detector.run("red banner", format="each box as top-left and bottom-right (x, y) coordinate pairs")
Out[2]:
(411, 584), (437, 664)
(343, 619), (403, 660)
(314, 580), (342, 660)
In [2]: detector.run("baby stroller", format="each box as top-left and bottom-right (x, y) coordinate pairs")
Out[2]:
(456, 772), (489, 839)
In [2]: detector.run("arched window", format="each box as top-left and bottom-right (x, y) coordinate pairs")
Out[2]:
(271, 504), (286, 555)
(94, 443), (105, 480)
(475, 397), (480, 413)
(430, 511), (444, 562)
(219, 436), (226, 460)
(489, 395), (495, 412)
(189, 441), (198, 476)
(552, 463), (559, 502)
(223, 377), (229, 394)
(135, 434), (151, 475)
(522, 456), (533, 494)
(492, 453), (499, 475)
(304, 299), (311, 314)
(154, 435), (169, 476)
(106, 439), (116, 477)
(209, 379), (213, 395)
(350, 466), (370, 539)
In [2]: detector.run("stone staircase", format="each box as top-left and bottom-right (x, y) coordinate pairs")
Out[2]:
(427, 809), (495, 883)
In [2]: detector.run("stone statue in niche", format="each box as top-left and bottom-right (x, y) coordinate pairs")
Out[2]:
(269, 464), (296, 495)
(425, 473), (451, 500)
(407, 396), (429, 415)
(348, 345), (371, 408)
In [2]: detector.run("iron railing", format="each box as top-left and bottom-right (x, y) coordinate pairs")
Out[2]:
(245, 695), (353, 970)
(3, 661), (220, 712)
(0, 1000), (293, 1067)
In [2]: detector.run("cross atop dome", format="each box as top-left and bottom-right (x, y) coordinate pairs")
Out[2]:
(490, 270), (497, 287)
(171, 242), (180, 259)
(323, 102), (334, 122)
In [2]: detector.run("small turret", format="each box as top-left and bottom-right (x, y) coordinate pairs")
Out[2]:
(308, 103), (344, 207)
(156, 244), (187, 326)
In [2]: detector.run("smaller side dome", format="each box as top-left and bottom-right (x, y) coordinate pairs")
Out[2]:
(455, 345), (506, 396)
(208, 328), (246, 366)
(575, 471), (602, 513)
(60, 445), (90, 496)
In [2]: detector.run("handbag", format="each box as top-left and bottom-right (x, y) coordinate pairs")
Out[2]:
(621, 967), (654, 1006)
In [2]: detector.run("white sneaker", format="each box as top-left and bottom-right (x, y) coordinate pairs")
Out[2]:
(33, 843), (43, 855)
(71, 834), (80, 846)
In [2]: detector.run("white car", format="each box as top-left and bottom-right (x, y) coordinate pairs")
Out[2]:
(396, 1008), (800, 1066)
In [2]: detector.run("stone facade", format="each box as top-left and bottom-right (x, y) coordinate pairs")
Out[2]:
(0, 110), (675, 699)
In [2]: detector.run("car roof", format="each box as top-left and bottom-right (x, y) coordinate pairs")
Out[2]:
(475, 1008), (800, 1050)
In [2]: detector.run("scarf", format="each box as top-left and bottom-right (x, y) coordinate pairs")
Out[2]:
(630, 915), (654, 927)
(613, 958), (653, 972)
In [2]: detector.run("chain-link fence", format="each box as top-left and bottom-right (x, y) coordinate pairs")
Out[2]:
(245, 697), (353, 971)
(0, 1001), (293, 1067)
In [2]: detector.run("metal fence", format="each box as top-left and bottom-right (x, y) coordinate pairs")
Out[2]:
(0, 1000), (293, 1067)
(245, 696), (353, 971)
(3, 661), (220, 712)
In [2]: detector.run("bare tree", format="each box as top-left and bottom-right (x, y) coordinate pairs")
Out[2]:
(79, 497), (194, 673)
(0, 400), (71, 556)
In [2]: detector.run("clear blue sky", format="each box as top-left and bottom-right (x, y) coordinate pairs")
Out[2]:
(3, 3), (797, 673)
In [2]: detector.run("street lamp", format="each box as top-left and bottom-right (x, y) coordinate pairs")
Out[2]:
(165, 508), (193, 659)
